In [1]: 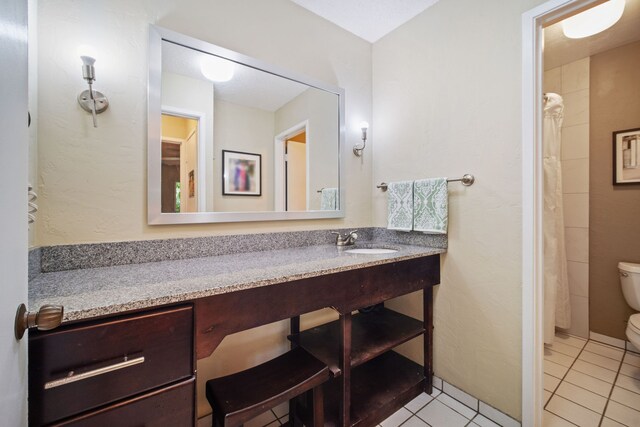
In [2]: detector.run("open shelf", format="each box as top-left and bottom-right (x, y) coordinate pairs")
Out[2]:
(320, 351), (425, 427)
(289, 307), (424, 376)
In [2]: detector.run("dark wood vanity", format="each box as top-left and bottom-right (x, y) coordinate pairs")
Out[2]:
(28, 254), (440, 427)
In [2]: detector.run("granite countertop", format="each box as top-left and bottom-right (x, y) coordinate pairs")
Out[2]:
(29, 242), (444, 323)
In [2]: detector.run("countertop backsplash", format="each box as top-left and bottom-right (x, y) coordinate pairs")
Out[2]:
(28, 227), (447, 277)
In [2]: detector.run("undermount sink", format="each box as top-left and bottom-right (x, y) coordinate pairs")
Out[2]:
(344, 247), (398, 255)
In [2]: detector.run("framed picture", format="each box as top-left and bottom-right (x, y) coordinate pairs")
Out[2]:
(613, 128), (640, 185)
(222, 150), (262, 196)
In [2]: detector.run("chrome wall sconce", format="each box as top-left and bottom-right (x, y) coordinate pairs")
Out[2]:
(77, 49), (108, 127)
(353, 121), (368, 156)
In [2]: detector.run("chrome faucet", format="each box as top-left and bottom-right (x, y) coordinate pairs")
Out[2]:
(332, 230), (358, 246)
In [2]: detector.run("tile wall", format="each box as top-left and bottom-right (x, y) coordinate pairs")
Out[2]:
(544, 57), (590, 338)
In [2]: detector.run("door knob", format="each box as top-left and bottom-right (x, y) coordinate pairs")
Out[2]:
(15, 303), (64, 340)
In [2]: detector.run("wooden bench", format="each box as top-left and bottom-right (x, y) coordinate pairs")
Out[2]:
(206, 347), (329, 427)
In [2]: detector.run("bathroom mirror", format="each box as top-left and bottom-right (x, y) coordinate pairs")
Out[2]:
(148, 26), (345, 224)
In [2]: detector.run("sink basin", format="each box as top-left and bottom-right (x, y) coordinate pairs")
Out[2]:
(344, 248), (398, 255)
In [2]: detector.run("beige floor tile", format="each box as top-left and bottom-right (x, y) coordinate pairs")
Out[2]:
(624, 351), (640, 367)
(579, 350), (621, 371)
(546, 395), (600, 427)
(271, 402), (288, 418)
(544, 374), (561, 392)
(436, 394), (476, 419)
(572, 359), (617, 383)
(600, 417), (626, 427)
(555, 381), (607, 414)
(417, 399), (468, 427)
(555, 332), (587, 349)
(544, 390), (552, 406)
(616, 373), (640, 394)
(380, 407), (412, 427)
(605, 400), (640, 426)
(543, 410), (578, 427)
(619, 362), (640, 380)
(564, 370), (613, 397)
(610, 385), (640, 409)
(545, 349), (576, 367)
(584, 342), (624, 361)
(545, 360), (570, 379)
(471, 414), (500, 427)
(547, 341), (582, 358)
(404, 392), (433, 413)
(400, 416), (428, 426)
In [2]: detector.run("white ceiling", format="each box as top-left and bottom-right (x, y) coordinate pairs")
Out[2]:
(544, 0), (640, 69)
(162, 41), (309, 112)
(290, 0), (441, 43)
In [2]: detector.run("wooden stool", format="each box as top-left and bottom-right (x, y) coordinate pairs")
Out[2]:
(206, 347), (329, 427)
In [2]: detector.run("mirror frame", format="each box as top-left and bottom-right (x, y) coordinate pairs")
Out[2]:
(148, 25), (345, 224)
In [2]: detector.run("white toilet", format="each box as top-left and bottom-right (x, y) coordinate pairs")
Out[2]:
(619, 262), (640, 350)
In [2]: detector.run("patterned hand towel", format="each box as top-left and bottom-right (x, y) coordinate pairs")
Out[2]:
(320, 188), (338, 210)
(413, 178), (448, 234)
(387, 181), (414, 232)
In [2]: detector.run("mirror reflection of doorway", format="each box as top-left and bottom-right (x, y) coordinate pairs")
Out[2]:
(285, 130), (307, 211)
(161, 114), (199, 213)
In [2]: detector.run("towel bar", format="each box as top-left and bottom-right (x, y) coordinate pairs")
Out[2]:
(377, 174), (474, 191)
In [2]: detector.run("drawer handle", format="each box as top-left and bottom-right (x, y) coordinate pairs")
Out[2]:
(44, 356), (145, 390)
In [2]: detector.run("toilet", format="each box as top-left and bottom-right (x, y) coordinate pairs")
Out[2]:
(619, 262), (640, 350)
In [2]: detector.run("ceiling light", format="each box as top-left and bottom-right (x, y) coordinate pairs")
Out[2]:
(200, 55), (235, 82)
(562, 0), (625, 39)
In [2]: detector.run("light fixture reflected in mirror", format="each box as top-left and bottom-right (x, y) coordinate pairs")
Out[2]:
(353, 121), (368, 156)
(200, 56), (235, 82)
(562, 0), (625, 39)
(76, 45), (109, 128)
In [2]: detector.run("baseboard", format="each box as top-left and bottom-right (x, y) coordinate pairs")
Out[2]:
(589, 330), (639, 353)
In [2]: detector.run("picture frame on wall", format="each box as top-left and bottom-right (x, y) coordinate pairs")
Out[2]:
(613, 128), (640, 185)
(222, 150), (262, 196)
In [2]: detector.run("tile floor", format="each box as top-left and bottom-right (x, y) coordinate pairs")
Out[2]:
(200, 383), (501, 427)
(544, 332), (640, 426)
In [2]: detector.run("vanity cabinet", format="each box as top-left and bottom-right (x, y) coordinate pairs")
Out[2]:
(28, 305), (195, 426)
(195, 255), (439, 427)
(289, 305), (429, 426)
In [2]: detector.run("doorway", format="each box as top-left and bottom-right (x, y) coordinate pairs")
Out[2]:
(274, 121), (309, 211)
(522, 1), (640, 425)
(161, 109), (207, 212)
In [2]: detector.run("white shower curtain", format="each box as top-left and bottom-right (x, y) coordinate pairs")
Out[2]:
(543, 93), (571, 344)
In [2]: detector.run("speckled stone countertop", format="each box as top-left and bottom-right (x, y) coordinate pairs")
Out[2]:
(29, 242), (444, 323)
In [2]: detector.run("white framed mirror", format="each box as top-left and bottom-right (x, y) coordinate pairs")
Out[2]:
(148, 26), (345, 224)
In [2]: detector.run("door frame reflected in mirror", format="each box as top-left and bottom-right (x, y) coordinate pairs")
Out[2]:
(148, 25), (345, 224)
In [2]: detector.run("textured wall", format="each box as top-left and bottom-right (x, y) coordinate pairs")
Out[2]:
(590, 41), (640, 340)
(373, 0), (546, 419)
(35, 0), (372, 246)
(35, 0), (371, 418)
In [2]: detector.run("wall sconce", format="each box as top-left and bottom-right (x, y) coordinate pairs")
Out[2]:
(353, 121), (369, 156)
(77, 46), (109, 127)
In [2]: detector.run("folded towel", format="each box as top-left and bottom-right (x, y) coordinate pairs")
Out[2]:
(413, 178), (448, 234)
(387, 181), (414, 232)
(320, 188), (338, 210)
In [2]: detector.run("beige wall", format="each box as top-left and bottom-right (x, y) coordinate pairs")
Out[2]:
(372, 0), (546, 419)
(35, 0), (372, 246)
(34, 0), (371, 418)
(544, 58), (591, 338)
(213, 100), (275, 212)
(161, 72), (214, 211)
(590, 41), (640, 340)
(275, 88), (339, 210)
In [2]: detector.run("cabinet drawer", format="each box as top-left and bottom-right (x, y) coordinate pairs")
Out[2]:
(29, 305), (194, 426)
(54, 378), (195, 427)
